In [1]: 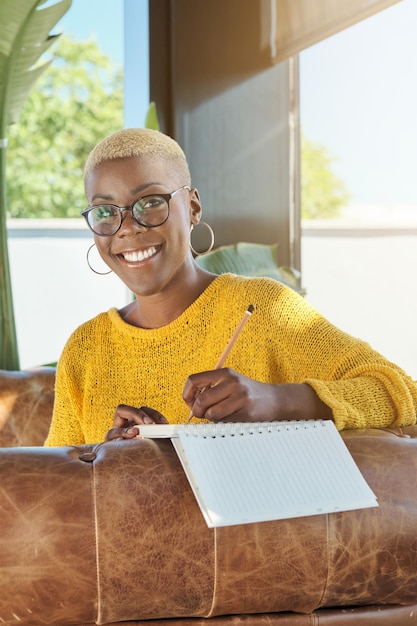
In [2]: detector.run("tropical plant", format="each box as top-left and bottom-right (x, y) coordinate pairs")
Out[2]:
(6, 35), (123, 218)
(144, 101), (160, 131)
(0, 0), (71, 369)
(301, 134), (350, 220)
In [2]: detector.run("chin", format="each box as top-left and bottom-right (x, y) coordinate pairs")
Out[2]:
(128, 282), (165, 299)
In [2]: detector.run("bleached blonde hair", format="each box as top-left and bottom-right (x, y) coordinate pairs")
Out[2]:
(84, 127), (191, 186)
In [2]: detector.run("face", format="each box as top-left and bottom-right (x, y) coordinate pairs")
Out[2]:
(84, 155), (202, 299)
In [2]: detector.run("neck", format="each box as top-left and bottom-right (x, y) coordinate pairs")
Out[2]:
(121, 267), (216, 329)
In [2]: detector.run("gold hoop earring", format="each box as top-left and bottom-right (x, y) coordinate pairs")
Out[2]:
(86, 243), (113, 275)
(190, 221), (215, 256)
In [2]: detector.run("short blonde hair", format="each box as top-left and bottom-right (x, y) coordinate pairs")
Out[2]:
(84, 127), (191, 185)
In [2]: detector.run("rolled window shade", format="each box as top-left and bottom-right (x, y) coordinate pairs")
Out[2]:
(269, 0), (402, 63)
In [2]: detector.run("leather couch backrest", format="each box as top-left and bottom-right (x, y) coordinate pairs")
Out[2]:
(1, 427), (417, 625)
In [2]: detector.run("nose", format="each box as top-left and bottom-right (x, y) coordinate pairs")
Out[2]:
(117, 208), (148, 235)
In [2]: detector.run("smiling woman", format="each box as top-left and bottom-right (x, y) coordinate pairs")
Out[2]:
(42, 126), (417, 448)
(84, 150), (200, 301)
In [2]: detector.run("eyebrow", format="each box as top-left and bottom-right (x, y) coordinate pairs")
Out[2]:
(91, 182), (162, 203)
(91, 193), (113, 202)
(130, 181), (161, 196)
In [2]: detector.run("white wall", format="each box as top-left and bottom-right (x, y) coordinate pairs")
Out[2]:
(7, 219), (417, 380)
(302, 224), (417, 380)
(8, 219), (130, 368)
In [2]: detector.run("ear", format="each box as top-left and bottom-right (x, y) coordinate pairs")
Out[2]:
(189, 188), (202, 225)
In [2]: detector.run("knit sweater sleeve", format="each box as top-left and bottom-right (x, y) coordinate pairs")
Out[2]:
(44, 323), (91, 446)
(273, 290), (417, 430)
(304, 339), (417, 430)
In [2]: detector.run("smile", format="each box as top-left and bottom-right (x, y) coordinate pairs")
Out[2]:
(121, 246), (157, 262)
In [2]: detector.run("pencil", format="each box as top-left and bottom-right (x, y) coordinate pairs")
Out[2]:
(187, 304), (255, 421)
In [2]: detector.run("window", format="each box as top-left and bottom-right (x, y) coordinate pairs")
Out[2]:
(300, 0), (417, 377)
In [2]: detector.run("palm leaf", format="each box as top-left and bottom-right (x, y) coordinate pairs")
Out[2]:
(195, 242), (305, 295)
(0, 0), (71, 129)
(0, 0), (71, 369)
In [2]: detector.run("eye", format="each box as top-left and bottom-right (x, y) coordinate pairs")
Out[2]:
(94, 205), (117, 219)
(136, 195), (165, 211)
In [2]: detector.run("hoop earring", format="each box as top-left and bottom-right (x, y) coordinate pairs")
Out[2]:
(190, 221), (215, 256)
(86, 243), (113, 275)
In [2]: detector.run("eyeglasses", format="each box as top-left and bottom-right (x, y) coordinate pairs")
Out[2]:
(81, 185), (191, 236)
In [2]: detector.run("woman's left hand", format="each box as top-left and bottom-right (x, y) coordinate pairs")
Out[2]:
(105, 404), (169, 441)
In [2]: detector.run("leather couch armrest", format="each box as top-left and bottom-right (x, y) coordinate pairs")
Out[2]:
(0, 367), (55, 447)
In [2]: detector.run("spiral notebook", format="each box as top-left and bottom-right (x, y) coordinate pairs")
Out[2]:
(137, 420), (378, 528)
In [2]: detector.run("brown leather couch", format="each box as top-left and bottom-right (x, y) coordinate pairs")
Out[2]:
(0, 367), (56, 447)
(1, 367), (417, 626)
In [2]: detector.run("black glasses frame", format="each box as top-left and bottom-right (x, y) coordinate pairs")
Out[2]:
(81, 185), (190, 236)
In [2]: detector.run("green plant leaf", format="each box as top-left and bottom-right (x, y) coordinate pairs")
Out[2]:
(0, 0), (71, 129)
(195, 242), (305, 295)
(144, 101), (160, 131)
(0, 0), (71, 370)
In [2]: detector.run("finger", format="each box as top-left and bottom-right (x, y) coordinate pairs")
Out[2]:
(113, 404), (148, 428)
(113, 404), (169, 429)
(138, 406), (169, 425)
(183, 369), (228, 405)
(198, 394), (256, 422)
(190, 385), (241, 421)
(105, 427), (137, 442)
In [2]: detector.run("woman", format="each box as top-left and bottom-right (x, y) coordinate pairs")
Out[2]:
(44, 128), (417, 446)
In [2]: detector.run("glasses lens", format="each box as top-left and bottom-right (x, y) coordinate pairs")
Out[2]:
(88, 205), (120, 235)
(133, 195), (169, 227)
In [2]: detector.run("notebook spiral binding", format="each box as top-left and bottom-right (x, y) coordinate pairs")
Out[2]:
(183, 419), (328, 438)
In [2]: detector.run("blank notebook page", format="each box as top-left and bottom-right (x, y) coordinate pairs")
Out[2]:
(171, 420), (378, 528)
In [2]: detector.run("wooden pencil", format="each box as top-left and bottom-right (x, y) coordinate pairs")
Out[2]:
(187, 304), (255, 421)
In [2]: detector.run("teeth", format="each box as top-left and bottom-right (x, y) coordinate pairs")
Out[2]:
(123, 246), (157, 262)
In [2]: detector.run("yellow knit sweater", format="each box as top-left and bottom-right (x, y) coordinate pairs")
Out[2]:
(45, 274), (417, 446)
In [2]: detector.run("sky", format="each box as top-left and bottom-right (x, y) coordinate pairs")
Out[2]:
(56, 0), (124, 65)
(55, 0), (149, 128)
(300, 0), (417, 206)
(54, 0), (417, 207)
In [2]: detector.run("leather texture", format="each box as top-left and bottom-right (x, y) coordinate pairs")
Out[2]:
(0, 430), (417, 624)
(76, 604), (417, 624)
(0, 367), (55, 446)
(1, 368), (417, 625)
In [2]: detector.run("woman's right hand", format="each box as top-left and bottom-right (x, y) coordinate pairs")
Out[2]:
(105, 404), (169, 441)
